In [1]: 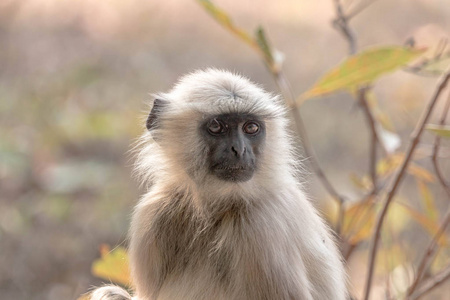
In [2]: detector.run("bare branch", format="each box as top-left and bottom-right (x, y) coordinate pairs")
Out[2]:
(332, 0), (383, 195)
(363, 70), (450, 300)
(333, 0), (377, 234)
(332, 0), (357, 54)
(410, 264), (450, 300)
(431, 92), (450, 198)
(198, 0), (347, 209)
(405, 91), (450, 297)
(357, 88), (388, 192)
(407, 209), (450, 296)
(332, 0), (387, 193)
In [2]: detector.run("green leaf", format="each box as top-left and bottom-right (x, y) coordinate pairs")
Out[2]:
(426, 124), (450, 138)
(92, 245), (131, 287)
(300, 46), (425, 100)
(255, 27), (274, 67)
(197, 0), (280, 72)
(197, 0), (257, 48)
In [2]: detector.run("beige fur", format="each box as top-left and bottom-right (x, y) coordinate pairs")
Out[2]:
(89, 69), (347, 300)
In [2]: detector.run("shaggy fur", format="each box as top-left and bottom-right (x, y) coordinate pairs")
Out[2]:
(89, 69), (347, 300)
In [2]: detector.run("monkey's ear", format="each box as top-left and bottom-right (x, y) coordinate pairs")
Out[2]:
(146, 99), (168, 131)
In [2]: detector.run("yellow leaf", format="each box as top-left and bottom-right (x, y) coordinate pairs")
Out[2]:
(348, 214), (375, 245)
(378, 246), (410, 273)
(426, 124), (450, 138)
(417, 180), (437, 221)
(300, 46), (425, 100)
(349, 173), (372, 191)
(408, 164), (435, 182)
(376, 155), (398, 177)
(395, 203), (447, 246)
(376, 154), (435, 182)
(343, 197), (377, 244)
(91, 244), (132, 287)
(321, 197), (339, 226)
(386, 201), (410, 233)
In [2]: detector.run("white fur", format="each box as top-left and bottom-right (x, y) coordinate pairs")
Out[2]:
(89, 69), (347, 300)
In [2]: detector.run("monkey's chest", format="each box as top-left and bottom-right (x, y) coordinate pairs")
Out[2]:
(155, 212), (304, 299)
(157, 214), (241, 279)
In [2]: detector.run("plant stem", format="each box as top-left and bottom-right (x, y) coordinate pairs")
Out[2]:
(410, 264), (450, 300)
(363, 70), (450, 300)
(407, 209), (450, 297)
(431, 93), (450, 198)
(273, 71), (346, 210)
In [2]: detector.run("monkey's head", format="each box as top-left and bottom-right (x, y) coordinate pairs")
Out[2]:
(137, 69), (294, 194)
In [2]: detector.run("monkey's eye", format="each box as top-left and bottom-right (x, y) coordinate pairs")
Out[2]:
(243, 121), (260, 135)
(207, 119), (226, 135)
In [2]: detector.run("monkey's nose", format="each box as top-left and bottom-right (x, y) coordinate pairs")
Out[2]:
(231, 146), (246, 157)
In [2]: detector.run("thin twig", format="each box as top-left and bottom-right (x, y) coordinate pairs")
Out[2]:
(198, 0), (347, 223)
(332, 0), (357, 55)
(332, 0), (384, 190)
(346, 0), (381, 20)
(431, 92), (450, 198)
(332, 0), (382, 232)
(406, 209), (450, 297)
(405, 91), (450, 297)
(363, 70), (450, 300)
(410, 264), (450, 300)
(405, 81), (450, 298)
(357, 88), (387, 191)
(274, 72), (346, 208)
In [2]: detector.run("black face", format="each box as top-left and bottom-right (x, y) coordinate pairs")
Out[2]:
(200, 113), (265, 182)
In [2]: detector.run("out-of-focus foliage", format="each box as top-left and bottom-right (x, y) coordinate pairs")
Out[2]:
(198, 0), (282, 73)
(92, 245), (131, 287)
(300, 47), (426, 100)
(1, 0), (449, 299)
(376, 154), (436, 182)
(426, 124), (450, 138)
(198, 0), (256, 48)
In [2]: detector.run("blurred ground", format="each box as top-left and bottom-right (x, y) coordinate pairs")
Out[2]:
(0, 0), (449, 299)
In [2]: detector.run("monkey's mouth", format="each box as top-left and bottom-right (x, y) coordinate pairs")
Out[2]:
(215, 166), (246, 171)
(211, 164), (255, 182)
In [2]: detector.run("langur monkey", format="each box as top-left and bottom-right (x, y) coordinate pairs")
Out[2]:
(90, 69), (347, 300)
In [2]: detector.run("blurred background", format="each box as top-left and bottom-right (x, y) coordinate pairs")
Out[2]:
(0, 0), (449, 299)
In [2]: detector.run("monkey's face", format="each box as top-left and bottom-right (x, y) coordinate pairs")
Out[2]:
(200, 113), (265, 182)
